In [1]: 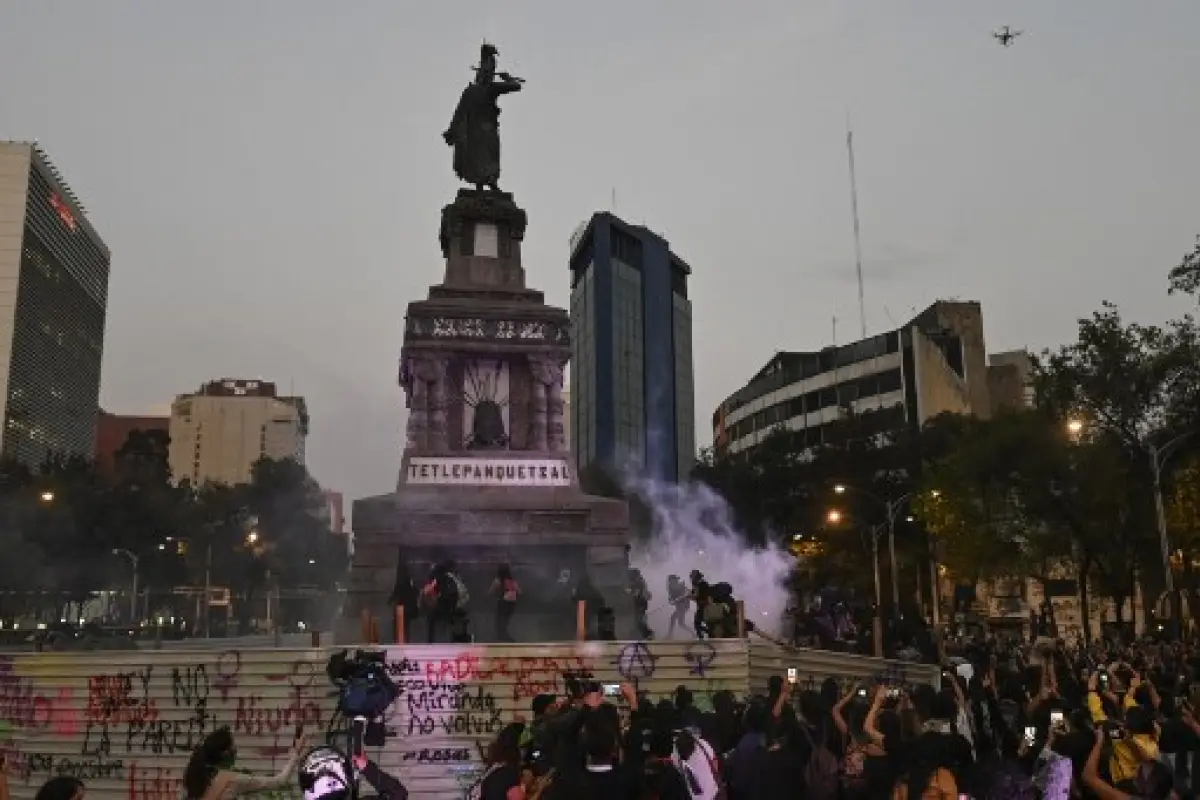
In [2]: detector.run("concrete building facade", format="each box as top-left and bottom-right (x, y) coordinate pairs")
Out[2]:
(715, 301), (1022, 456)
(168, 378), (308, 486)
(94, 410), (170, 476)
(568, 212), (695, 485)
(0, 142), (111, 466)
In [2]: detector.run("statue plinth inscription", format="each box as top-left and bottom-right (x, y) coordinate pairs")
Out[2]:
(405, 456), (573, 487)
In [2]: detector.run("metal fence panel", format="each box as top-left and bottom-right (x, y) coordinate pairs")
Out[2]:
(0, 639), (932, 799)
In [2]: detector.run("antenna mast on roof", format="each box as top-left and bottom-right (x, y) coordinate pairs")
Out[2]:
(846, 115), (867, 340)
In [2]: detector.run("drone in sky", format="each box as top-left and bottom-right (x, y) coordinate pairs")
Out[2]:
(993, 26), (1023, 47)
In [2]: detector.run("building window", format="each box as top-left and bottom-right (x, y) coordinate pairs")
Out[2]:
(612, 259), (644, 466)
(570, 263), (596, 467)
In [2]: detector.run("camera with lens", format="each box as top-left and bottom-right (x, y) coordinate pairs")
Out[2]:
(326, 649), (400, 746)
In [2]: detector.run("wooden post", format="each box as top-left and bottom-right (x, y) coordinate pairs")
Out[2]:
(735, 601), (746, 639)
(395, 605), (406, 644)
(310, 629), (320, 648)
(873, 617), (883, 658)
(369, 617), (380, 644)
(576, 600), (587, 641)
(360, 608), (371, 642)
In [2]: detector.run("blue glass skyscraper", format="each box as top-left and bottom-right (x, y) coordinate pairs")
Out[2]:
(568, 213), (695, 487)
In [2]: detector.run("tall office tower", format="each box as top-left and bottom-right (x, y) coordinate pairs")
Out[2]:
(168, 378), (308, 486)
(0, 142), (112, 466)
(569, 213), (695, 487)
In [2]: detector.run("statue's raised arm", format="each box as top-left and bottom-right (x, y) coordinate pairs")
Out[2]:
(443, 43), (524, 193)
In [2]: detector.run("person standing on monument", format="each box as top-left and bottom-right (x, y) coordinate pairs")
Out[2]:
(443, 43), (524, 192)
(628, 568), (653, 640)
(490, 563), (521, 642)
(667, 575), (692, 638)
(571, 572), (607, 639)
(421, 560), (470, 643)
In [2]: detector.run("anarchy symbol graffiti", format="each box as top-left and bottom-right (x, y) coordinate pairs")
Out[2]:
(615, 642), (657, 686)
(684, 640), (717, 677)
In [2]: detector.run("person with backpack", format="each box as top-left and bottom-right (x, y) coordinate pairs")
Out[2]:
(672, 726), (723, 800)
(491, 563), (520, 642)
(628, 568), (654, 640)
(422, 560), (470, 643)
(667, 575), (691, 638)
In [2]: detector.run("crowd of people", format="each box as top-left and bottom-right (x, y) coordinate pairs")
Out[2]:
(468, 636), (1200, 799)
(14, 632), (1200, 798)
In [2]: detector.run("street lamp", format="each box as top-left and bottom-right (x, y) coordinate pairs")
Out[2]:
(111, 549), (139, 623)
(827, 507), (884, 655)
(1066, 418), (1196, 636)
(247, 531), (259, 545)
(39, 491), (54, 503)
(831, 484), (912, 613)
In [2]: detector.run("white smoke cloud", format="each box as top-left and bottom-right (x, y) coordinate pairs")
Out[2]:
(628, 477), (795, 640)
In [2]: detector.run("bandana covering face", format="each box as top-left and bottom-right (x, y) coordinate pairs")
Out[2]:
(299, 746), (350, 800)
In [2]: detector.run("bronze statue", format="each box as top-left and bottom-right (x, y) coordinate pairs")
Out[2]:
(443, 43), (524, 192)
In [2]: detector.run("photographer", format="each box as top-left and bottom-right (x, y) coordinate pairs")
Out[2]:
(1083, 728), (1175, 800)
(297, 746), (407, 800)
(1086, 668), (1161, 789)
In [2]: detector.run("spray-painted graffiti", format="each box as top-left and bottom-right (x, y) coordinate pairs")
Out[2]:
(0, 640), (934, 799)
(684, 641), (717, 677)
(615, 642), (657, 686)
(0, 657), (59, 732)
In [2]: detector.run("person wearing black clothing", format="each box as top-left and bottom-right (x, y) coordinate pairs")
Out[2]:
(571, 573), (607, 639)
(667, 575), (690, 637)
(350, 754), (409, 799)
(477, 725), (524, 800)
(637, 728), (690, 800)
(628, 568), (653, 640)
(899, 692), (975, 796)
(34, 777), (85, 800)
(548, 717), (632, 800)
(743, 725), (806, 800)
(690, 570), (711, 639)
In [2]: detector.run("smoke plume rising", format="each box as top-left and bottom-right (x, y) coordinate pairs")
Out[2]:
(628, 477), (795, 640)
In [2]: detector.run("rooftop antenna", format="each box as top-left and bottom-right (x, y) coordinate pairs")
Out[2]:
(846, 113), (867, 340)
(611, 187), (617, 211)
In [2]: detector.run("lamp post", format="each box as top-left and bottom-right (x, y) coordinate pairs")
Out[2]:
(833, 485), (913, 611)
(1068, 420), (1194, 638)
(1150, 432), (1195, 636)
(111, 548), (139, 623)
(825, 509), (884, 656)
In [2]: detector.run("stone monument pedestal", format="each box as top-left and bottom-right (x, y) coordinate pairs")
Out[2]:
(339, 190), (634, 644)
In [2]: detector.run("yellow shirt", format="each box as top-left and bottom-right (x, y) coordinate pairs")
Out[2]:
(1086, 691), (1159, 784)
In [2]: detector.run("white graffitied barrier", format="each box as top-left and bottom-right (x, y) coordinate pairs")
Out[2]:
(0, 639), (936, 799)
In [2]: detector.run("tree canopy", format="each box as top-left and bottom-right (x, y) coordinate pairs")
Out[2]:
(692, 258), (1199, 636)
(0, 439), (345, 630)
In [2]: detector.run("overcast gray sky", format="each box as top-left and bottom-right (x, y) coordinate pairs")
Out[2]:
(1, 1), (1197, 505)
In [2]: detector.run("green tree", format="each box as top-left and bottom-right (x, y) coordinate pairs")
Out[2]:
(1170, 235), (1200, 299)
(1034, 302), (1200, 627)
(1167, 457), (1200, 606)
(914, 412), (1051, 584)
(915, 409), (1152, 641)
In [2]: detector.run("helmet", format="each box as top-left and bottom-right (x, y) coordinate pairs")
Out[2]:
(298, 746), (351, 800)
